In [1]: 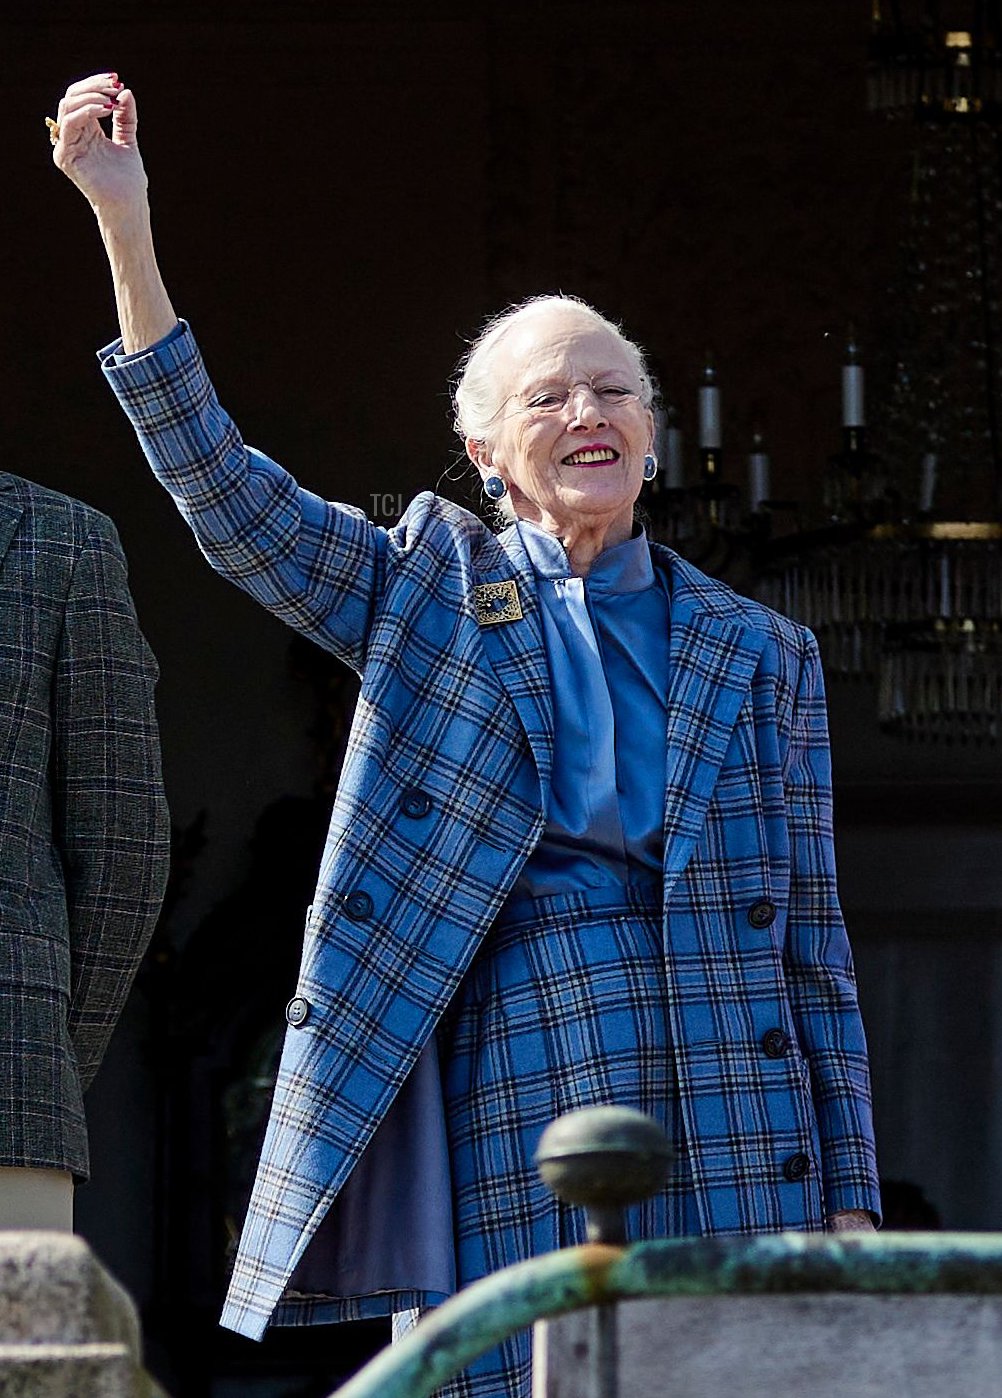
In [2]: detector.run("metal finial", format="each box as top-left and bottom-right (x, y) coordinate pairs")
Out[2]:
(534, 1106), (674, 1244)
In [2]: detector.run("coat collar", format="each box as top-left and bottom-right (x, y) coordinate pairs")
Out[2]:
(651, 542), (768, 896)
(471, 523), (554, 813)
(0, 478), (24, 568)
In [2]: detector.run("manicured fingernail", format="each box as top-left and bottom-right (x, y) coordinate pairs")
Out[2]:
(104, 102), (116, 109)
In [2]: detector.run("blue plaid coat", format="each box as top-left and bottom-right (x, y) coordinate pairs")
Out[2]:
(102, 325), (880, 1343)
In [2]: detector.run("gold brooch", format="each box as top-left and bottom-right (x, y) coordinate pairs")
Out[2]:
(473, 580), (523, 626)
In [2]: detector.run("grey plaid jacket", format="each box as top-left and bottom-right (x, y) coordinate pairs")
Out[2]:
(102, 325), (880, 1343)
(0, 471), (170, 1180)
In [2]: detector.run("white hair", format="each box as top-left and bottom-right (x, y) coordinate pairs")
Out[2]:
(452, 294), (655, 446)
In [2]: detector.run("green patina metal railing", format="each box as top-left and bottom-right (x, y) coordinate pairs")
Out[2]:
(328, 1233), (1002, 1398)
(325, 1107), (1002, 1398)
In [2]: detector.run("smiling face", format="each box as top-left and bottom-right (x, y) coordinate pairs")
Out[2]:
(468, 304), (654, 539)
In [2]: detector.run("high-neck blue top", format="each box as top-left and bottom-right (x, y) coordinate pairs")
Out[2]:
(512, 519), (670, 897)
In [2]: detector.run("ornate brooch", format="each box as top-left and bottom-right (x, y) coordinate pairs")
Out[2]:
(473, 580), (523, 626)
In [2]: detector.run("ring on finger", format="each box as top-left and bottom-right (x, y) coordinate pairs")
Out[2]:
(45, 116), (60, 145)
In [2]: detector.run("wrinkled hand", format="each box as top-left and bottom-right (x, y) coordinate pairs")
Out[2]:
(50, 72), (147, 216)
(828, 1209), (876, 1232)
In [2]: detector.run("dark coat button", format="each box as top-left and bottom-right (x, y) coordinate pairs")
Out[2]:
(748, 899), (778, 929)
(286, 996), (310, 1027)
(399, 789), (432, 819)
(762, 1028), (790, 1059)
(783, 1152), (811, 1183)
(343, 889), (374, 921)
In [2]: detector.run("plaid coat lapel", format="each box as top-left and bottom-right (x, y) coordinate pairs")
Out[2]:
(0, 497), (24, 567)
(472, 525), (553, 811)
(654, 546), (767, 896)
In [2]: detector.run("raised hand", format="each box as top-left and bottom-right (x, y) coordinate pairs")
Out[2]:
(50, 72), (177, 352)
(51, 73), (147, 217)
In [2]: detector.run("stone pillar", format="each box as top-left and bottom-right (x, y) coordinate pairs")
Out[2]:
(0, 1232), (167, 1398)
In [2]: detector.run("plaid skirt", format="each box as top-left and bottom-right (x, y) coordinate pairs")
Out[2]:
(419, 883), (700, 1398)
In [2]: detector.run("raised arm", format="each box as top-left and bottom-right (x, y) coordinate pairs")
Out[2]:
(51, 74), (177, 353)
(50, 74), (398, 670)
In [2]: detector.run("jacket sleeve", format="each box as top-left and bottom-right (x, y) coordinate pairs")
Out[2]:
(54, 515), (171, 1091)
(100, 322), (389, 673)
(781, 629), (882, 1223)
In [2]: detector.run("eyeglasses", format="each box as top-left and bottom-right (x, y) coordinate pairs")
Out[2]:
(502, 376), (645, 422)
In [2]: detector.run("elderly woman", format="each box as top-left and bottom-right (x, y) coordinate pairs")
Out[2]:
(52, 74), (880, 1398)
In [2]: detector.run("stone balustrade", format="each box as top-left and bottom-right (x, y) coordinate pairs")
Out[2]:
(0, 1232), (166, 1398)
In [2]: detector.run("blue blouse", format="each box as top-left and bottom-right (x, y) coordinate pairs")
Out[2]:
(512, 519), (670, 897)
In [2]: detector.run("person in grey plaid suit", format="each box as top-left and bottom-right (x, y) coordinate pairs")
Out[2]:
(54, 74), (880, 1398)
(0, 467), (170, 1230)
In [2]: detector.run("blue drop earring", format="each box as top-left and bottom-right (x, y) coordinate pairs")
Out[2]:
(643, 454), (658, 481)
(483, 474), (508, 500)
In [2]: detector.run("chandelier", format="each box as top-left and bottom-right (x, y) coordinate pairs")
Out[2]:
(643, 3), (1002, 743)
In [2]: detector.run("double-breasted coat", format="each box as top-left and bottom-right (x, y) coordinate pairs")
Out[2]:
(0, 471), (171, 1180)
(102, 324), (880, 1343)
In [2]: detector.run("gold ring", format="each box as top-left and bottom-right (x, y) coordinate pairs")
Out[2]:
(45, 117), (60, 146)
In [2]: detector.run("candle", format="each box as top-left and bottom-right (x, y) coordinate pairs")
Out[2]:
(842, 336), (865, 427)
(699, 360), (722, 448)
(657, 404), (684, 489)
(842, 366), (865, 427)
(748, 434), (771, 512)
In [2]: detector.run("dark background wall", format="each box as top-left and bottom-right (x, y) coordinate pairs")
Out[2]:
(8, 3), (1002, 1394)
